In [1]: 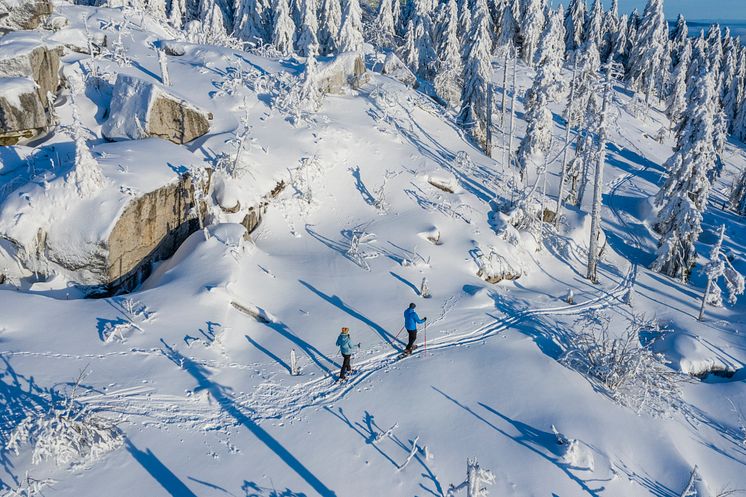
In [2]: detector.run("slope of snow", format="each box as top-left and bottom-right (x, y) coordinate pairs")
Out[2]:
(1, 3), (746, 497)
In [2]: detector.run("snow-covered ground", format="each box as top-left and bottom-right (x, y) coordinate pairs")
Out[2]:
(2, 3), (746, 497)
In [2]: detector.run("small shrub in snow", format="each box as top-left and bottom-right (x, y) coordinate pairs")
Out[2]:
(475, 246), (520, 284)
(8, 372), (122, 468)
(698, 225), (744, 321)
(562, 312), (687, 416)
(420, 277), (431, 298)
(447, 457), (496, 497)
(2, 474), (56, 497)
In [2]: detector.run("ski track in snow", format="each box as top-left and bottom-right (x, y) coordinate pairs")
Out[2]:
(0, 109), (654, 433)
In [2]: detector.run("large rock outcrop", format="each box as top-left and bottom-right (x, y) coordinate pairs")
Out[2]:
(0, 33), (62, 143)
(102, 74), (212, 144)
(0, 0), (53, 32)
(0, 76), (47, 144)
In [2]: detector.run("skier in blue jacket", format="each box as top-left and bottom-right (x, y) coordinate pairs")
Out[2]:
(336, 327), (360, 380)
(403, 303), (426, 355)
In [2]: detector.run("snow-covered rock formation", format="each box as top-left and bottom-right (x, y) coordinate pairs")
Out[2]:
(102, 74), (211, 144)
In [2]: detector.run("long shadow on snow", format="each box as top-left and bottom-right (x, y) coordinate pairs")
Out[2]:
(323, 407), (444, 497)
(433, 387), (604, 497)
(349, 166), (377, 207)
(160, 340), (337, 497)
(241, 480), (308, 496)
(126, 440), (199, 497)
(299, 280), (397, 348)
(246, 335), (293, 374)
(261, 321), (338, 375)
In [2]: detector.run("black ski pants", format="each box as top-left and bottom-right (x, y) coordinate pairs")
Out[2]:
(340, 354), (352, 378)
(405, 330), (417, 351)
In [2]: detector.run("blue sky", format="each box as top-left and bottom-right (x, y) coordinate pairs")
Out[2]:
(555, 0), (746, 21)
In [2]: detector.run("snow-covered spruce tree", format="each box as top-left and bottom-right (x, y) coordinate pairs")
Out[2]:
(372, 0), (397, 49)
(66, 89), (107, 198)
(401, 20), (418, 70)
(735, 83), (746, 143)
(600, 0), (618, 63)
(698, 224), (745, 320)
(338, 0), (364, 52)
(294, 0), (318, 56)
(447, 457), (496, 497)
(584, 0), (603, 51)
(457, 9), (491, 148)
(587, 64), (612, 283)
(496, 0), (518, 49)
(564, 0), (586, 57)
(399, 0), (415, 36)
(168, 0), (185, 28)
(730, 168), (746, 214)
(317, 0), (341, 55)
(148, 0), (167, 20)
(626, 0), (668, 103)
(199, 0), (230, 39)
(519, 0), (544, 66)
(567, 41), (600, 131)
(272, 0), (296, 54)
(651, 67), (718, 282)
(670, 14), (688, 68)
(299, 52), (323, 112)
(721, 45), (741, 128)
(409, 0), (437, 80)
(609, 14), (628, 65)
(515, 8), (564, 181)
(433, 0), (462, 107)
(235, 0), (269, 45)
(666, 39), (690, 134)
(706, 24), (724, 92)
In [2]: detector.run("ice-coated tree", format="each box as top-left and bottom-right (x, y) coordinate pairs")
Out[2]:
(567, 89), (600, 207)
(736, 96), (746, 143)
(294, 0), (318, 56)
(372, 0), (397, 48)
(567, 41), (600, 128)
(519, 0), (545, 65)
(457, 8), (491, 148)
(515, 7), (564, 180)
(299, 52), (323, 112)
(433, 0), (462, 107)
(457, 0), (472, 48)
(587, 64), (612, 283)
(391, 0), (400, 32)
(399, 0), (415, 36)
(652, 67), (718, 282)
(626, 0), (668, 103)
(698, 224), (745, 320)
(555, 57), (578, 222)
(495, 0), (518, 48)
(168, 0), (185, 28)
(706, 24), (724, 89)
(199, 0), (229, 38)
(148, 0), (167, 19)
(401, 20), (418, 68)
(564, 0), (586, 56)
(721, 46), (740, 124)
(157, 47), (170, 86)
(235, 0), (269, 44)
(609, 14), (628, 65)
(584, 0), (603, 50)
(666, 39), (690, 134)
(600, 0), (618, 62)
(409, 0), (437, 80)
(272, 0), (296, 54)
(338, 0), (364, 52)
(730, 168), (746, 214)
(317, 0), (341, 55)
(67, 91), (107, 198)
(670, 14), (688, 68)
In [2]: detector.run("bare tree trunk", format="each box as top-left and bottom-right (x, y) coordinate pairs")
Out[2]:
(555, 58), (579, 227)
(486, 83), (493, 156)
(507, 46), (518, 173)
(500, 43), (511, 128)
(587, 65), (612, 283)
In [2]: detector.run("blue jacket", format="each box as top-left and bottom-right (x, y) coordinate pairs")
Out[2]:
(336, 333), (358, 355)
(404, 308), (425, 331)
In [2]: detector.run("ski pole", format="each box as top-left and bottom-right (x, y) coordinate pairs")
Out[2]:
(394, 326), (406, 340)
(423, 321), (427, 356)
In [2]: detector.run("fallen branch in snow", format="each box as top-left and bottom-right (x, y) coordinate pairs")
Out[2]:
(397, 436), (420, 471)
(230, 301), (272, 323)
(2, 473), (57, 497)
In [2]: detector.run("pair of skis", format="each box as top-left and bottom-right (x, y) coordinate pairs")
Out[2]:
(394, 322), (428, 359)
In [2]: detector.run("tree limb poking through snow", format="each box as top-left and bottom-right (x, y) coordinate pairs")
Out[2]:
(561, 311), (688, 417)
(397, 435), (420, 471)
(447, 457), (496, 497)
(2, 473), (57, 497)
(698, 225), (745, 321)
(7, 369), (122, 468)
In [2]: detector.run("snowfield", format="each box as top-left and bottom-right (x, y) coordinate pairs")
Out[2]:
(2, 2), (746, 497)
